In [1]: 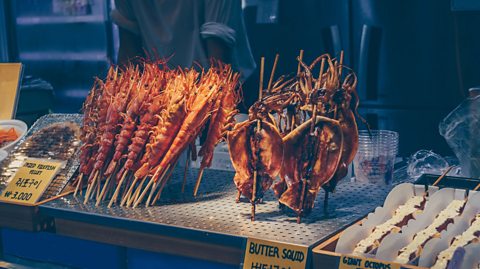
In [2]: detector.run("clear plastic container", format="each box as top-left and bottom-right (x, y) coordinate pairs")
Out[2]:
(354, 130), (399, 184)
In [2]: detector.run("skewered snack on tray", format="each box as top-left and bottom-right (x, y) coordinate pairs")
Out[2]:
(334, 178), (480, 269)
(75, 60), (241, 208)
(227, 51), (366, 222)
(0, 115), (82, 200)
(353, 195), (427, 256)
(335, 183), (435, 256)
(431, 213), (480, 269)
(395, 199), (467, 264)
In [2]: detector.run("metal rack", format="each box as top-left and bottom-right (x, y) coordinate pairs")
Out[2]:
(40, 166), (410, 265)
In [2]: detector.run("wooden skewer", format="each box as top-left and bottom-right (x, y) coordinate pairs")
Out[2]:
(102, 175), (116, 202)
(145, 156), (178, 207)
(84, 170), (99, 205)
(121, 176), (138, 206)
(150, 164), (173, 206)
(94, 169), (105, 201)
(95, 177), (102, 201)
(259, 56), (265, 104)
(102, 165), (121, 202)
(145, 182), (158, 207)
(133, 177), (154, 208)
(432, 166), (454, 187)
(96, 171), (115, 206)
(310, 59), (326, 133)
(155, 160), (178, 203)
(338, 50), (344, 78)
(120, 173), (133, 203)
(258, 56), (265, 101)
(193, 169), (205, 197)
(74, 173), (83, 197)
(297, 179), (307, 224)
(108, 170), (128, 208)
(315, 58), (326, 90)
(296, 50), (304, 76)
(251, 57), (265, 221)
(267, 53), (279, 92)
(293, 49), (304, 93)
(133, 163), (169, 208)
(252, 170), (258, 221)
(296, 57), (327, 223)
(145, 157), (178, 206)
(129, 176), (147, 207)
(84, 179), (92, 201)
(164, 160), (178, 184)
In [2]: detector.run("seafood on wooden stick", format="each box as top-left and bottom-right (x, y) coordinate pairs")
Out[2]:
(134, 68), (224, 207)
(76, 60), (241, 207)
(227, 51), (365, 222)
(227, 57), (285, 220)
(274, 116), (344, 221)
(228, 119), (284, 220)
(194, 69), (241, 196)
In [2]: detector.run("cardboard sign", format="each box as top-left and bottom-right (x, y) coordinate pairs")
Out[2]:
(0, 63), (23, 120)
(339, 254), (400, 269)
(243, 238), (308, 269)
(0, 159), (63, 205)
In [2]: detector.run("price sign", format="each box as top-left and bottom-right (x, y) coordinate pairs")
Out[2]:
(243, 238), (308, 269)
(0, 159), (63, 205)
(339, 254), (400, 269)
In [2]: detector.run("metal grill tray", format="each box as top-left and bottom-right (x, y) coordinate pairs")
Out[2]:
(41, 167), (411, 248)
(0, 113), (82, 201)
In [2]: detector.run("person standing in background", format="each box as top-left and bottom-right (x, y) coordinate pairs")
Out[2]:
(111, 0), (256, 81)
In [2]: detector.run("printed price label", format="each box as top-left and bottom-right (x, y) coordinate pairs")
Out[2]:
(339, 254), (400, 269)
(0, 159), (63, 205)
(243, 238), (308, 269)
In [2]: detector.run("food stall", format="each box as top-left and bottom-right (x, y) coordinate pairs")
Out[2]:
(0, 1), (480, 269)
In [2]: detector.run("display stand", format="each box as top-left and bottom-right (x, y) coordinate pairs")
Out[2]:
(0, 114), (81, 231)
(312, 229), (426, 269)
(0, 195), (62, 232)
(37, 169), (402, 268)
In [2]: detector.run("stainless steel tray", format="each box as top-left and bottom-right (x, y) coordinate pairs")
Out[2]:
(41, 166), (411, 248)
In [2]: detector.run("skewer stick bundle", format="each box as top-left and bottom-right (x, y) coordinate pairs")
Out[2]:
(77, 61), (241, 207)
(108, 171), (128, 208)
(250, 57), (266, 221)
(74, 173), (83, 197)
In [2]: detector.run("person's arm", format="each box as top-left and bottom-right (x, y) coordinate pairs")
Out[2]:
(118, 27), (144, 66)
(205, 36), (231, 63)
(112, 0), (143, 65)
(202, 0), (238, 63)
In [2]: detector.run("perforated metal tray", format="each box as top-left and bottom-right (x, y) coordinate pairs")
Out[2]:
(0, 113), (82, 201)
(41, 166), (411, 247)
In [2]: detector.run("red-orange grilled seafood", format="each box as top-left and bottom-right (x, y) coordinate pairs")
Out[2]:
(227, 51), (365, 222)
(228, 120), (284, 201)
(275, 116), (343, 217)
(77, 60), (241, 208)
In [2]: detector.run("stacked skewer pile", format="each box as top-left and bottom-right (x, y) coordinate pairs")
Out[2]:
(227, 51), (367, 222)
(75, 61), (241, 208)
